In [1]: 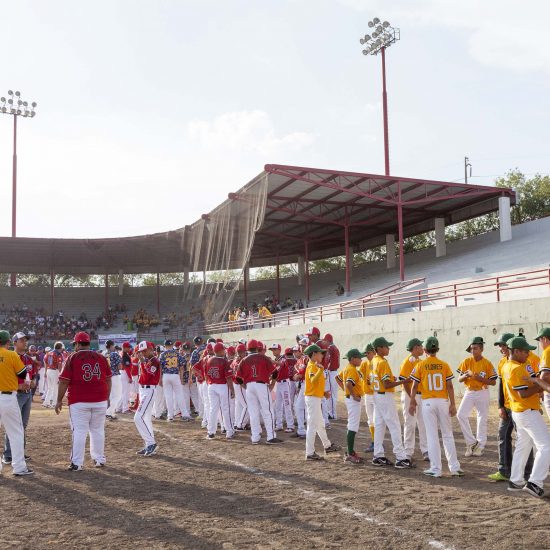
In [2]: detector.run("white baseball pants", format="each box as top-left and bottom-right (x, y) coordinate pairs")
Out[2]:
(544, 393), (550, 421)
(180, 382), (192, 418)
(69, 400), (108, 467)
(457, 389), (490, 448)
(294, 383), (306, 436)
(207, 384), (234, 437)
(45, 369), (59, 406)
(152, 385), (166, 418)
(235, 384), (250, 429)
(422, 398), (461, 475)
(275, 380), (294, 430)
(38, 367), (46, 395)
(106, 374), (122, 416)
(120, 374), (131, 412)
(401, 391), (428, 457)
(134, 386), (156, 447)
(511, 409), (550, 489)
(199, 381), (210, 428)
(163, 373), (185, 420)
(364, 393), (375, 428)
(373, 393), (407, 461)
(305, 395), (331, 456)
(246, 382), (276, 443)
(0, 393), (28, 475)
(326, 370), (339, 419)
(189, 381), (200, 415)
(345, 397), (361, 432)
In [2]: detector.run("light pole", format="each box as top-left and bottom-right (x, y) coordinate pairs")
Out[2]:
(1, 90), (37, 286)
(464, 156), (472, 183)
(360, 18), (400, 176)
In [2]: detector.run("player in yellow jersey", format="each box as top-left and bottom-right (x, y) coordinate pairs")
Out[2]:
(487, 333), (534, 482)
(336, 349), (365, 465)
(303, 344), (341, 461)
(399, 338), (428, 462)
(359, 343), (375, 452)
(502, 336), (550, 498)
(534, 327), (550, 419)
(456, 337), (497, 457)
(371, 337), (411, 469)
(409, 336), (463, 478)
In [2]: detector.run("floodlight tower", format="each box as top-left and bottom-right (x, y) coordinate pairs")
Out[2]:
(360, 18), (400, 176)
(0, 90), (38, 286)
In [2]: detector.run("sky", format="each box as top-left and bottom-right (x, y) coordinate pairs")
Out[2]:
(0, 0), (549, 238)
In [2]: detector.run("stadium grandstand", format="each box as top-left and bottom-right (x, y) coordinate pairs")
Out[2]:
(0, 163), (525, 345)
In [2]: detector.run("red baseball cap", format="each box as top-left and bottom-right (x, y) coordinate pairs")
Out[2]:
(122, 342), (132, 349)
(174, 340), (182, 348)
(138, 341), (155, 351)
(216, 338), (224, 343)
(73, 331), (91, 344)
(206, 343), (215, 353)
(269, 343), (281, 351)
(257, 341), (265, 351)
(236, 343), (246, 353)
(284, 347), (293, 355)
(247, 339), (259, 351)
(305, 327), (320, 336)
(213, 342), (225, 354)
(318, 340), (328, 350)
(324, 333), (333, 343)
(226, 346), (236, 356)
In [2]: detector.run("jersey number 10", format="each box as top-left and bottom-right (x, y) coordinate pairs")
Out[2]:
(426, 372), (444, 392)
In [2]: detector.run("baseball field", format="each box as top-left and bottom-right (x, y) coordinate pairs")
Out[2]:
(0, 401), (548, 550)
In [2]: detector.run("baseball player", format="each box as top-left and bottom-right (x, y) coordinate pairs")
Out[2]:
(152, 345), (167, 420)
(134, 341), (161, 456)
(303, 344), (341, 460)
(205, 342), (235, 439)
(371, 337), (411, 468)
(178, 342), (194, 421)
(336, 348), (365, 464)
(292, 344), (307, 439)
(0, 330), (33, 476)
(399, 338), (428, 461)
(38, 345), (48, 397)
(409, 336), (463, 478)
(456, 337), (497, 457)
(44, 341), (64, 408)
(194, 343), (213, 429)
(323, 333), (340, 420)
(105, 340), (122, 420)
(120, 342), (133, 414)
(502, 336), (550, 498)
(234, 339), (281, 445)
(159, 340), (186, 422)
(359, 343), (376, 452)
(534, 327), (550, 419)
(56, 331), (112, 470)
(305, 328), (330, 428)
(270, 343), (294, 433)
(232, 343), (249, 430)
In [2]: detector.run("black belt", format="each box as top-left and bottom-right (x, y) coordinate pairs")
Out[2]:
(278, 378), (289, 382)
(141, 385), (153, 389)
(254, 381), (266, 384)
(17, 390), (31, 394)
(1, 391), (14, 395)
(377, 391), (386, 395)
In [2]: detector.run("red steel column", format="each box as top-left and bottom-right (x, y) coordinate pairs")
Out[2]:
(10, 115), (18, 287)
(304, 241), (310, 304)
(381, 46), (390, 176)
(243, 267), (248, 308)
(50, 271), (55, 315)
(104, 272), (109, 313)
(275, 255), (280, 302)
(344, 224), (351, 295)
(397, 182), (404, 281)
(156, 272), (160, 314)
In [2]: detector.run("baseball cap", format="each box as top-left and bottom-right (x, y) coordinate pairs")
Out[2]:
(423, 336), (439, 352)
(298, 337), (309, 347)
(269, 343), (281, 351)
(207, 338), (216, 344)
(494, 332), (515, 346)
(466, 336), (485, 352)
(226, 346), (236, 356)
(304, 344), (327, 356)
(12, 332), (28, 342)
(182, 341), (192, 350)
(257, 341), (265, 351)
(284, 347), (293, 356)
(213, 342), (225, 354)
(105, 339), (115, 348)
(0, 330), (11, 345)
(535, 327), (550, 341)
(247, 339), (259, 351)
(324, 333), (333, 343)
(305, 327), (320, 337)
(45, 346), (52, 352)
(73, 331), (91, 344)
(174, 340), (182, 347)
(238, 338), (247, 345)
(507, 336), (536, 351)
(29, 345), (37, 352)
(138, 340), (155, 351)
(291, 344), (301, 352)
(406, 338), (423, 352)
(54, 341), (64, 350)
(193, 336), (203, 345)
(164, 339), (173, 346)
(236, 343), (246, 353)
(122, 341), (132, 349)
(372, 337), (393, 349)
(363, 343), (375, 354)
(345, 348), (364, 360)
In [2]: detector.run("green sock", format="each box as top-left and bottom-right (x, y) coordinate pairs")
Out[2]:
(347, 430), (356, 455)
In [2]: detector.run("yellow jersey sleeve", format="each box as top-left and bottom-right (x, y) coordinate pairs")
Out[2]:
(507, 361), (540, 412)
(399, 355), (417, 380)
(457, 358), (469, 375)
(540, 347), (550, 373)
(375, 357), (395, 393)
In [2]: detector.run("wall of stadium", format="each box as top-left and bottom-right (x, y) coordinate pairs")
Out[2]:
(215, 296), (550, 399)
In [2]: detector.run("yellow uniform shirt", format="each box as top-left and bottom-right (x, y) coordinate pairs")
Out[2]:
(539, 347), (550, 373)
(336, 364), (364, 398)
(304, 360), (325, 397)
(359, 359), (374, 395)
(501, 359), (540, 413)
(0, 347), (26, 392)
(527, 351), (540, 371)
(457, 357), (497, 390)
(410, 356), (454, 400)
(497, 356), (510, 408)
(372, 355), (395, 393)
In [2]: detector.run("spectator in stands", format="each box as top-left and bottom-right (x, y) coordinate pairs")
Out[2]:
(335, 282), (345, 296)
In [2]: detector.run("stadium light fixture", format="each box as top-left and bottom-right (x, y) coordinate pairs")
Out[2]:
(0, 89), (38, 287)
(359, 17), (400, 176)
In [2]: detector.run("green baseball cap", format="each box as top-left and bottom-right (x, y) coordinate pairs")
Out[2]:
(363, 343), (375, 354)
(303, 344), (327, 356)
(507, 336), (536, 351)
(406, 338), (423, 352)
(423, 336), (439, 351)
(466, 336), (485, 352)
(345, 348), (364, 360)
(494, 332), (515, 346)
(372, 337), (393, 349)
(535, 327), (550, 341)
(0, 330), (10, 345)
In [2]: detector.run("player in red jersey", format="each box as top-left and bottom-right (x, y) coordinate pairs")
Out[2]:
(232, 343), (249, 430)
(44, 341), (65, 408)
(235, 339), (282, 445)
(270, 343), (294, 433)
(194, 343), (214, 428)
(120, 342), (133, 414)
(323, 333), (340, 420)
(293, 342), (308, 438)
(134, 341), (161, 456)
(56, 332), (112, 471)
(205, 343), (235, 440)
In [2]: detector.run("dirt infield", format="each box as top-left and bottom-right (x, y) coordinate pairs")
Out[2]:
(0, 399), (548, 550)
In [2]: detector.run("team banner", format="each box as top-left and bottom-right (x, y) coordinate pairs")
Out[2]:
(97, 333), (138, 350)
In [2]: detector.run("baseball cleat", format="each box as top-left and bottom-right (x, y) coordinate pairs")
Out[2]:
(251, 440), (261, 445)
(284, 428), (294, 433)
(144, 443), (158, 456)
(523, 482), (544, 498)
(235, 426), (247, 431)
(507, 481), (525, 492)
(105, 415), (118, 421)
(423, 469), (442, 478)
(364, 443), (375, 453)
(422, 452), (430, 462)
(344, 452), (363, 465)
(395, 459), (412, 469)
(206, 434), (215, 440)
(325, 443), (341, 453)
(451, 470), (465, 477)
(472, 445), (484, 457)
(14, 468), (34, 476)
(181, 416), (193, 422)
(488, 471), (509, 481)
(167, 418), (174, 422)
(266, 438), (283, 444)
(1, 456), (12, 465)
(68, 463), (83, 471)
(306, 452), (325, 461)
(94, 461), (105, 468)
(372, 456), (393, 467)
(464, 442), (478, 457)
(136, 448), (148, 455)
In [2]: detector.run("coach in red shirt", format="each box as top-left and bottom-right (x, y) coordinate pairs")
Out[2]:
(56, 332), (112, 471)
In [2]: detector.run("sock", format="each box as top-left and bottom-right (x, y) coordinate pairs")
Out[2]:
(369, 426), (375, 441)
(347, 430), (356, 455)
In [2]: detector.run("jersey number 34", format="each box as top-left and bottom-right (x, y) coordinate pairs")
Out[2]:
(82, 363), (101, 382)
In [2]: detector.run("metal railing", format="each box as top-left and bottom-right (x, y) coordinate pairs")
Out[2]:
(205, 268), (550, 335)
